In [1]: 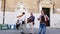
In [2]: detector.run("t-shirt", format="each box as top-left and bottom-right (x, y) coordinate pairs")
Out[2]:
(40, 15), (45, 23)
(29, 16), (35, 22)
(20, 15), (26, 21)
(38, 15), (49, 23)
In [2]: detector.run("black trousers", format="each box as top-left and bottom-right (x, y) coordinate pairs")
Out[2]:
(22, 21), (25, 24)
(16, 24), (20, 29)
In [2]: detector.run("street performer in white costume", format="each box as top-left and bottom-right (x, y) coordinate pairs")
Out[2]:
(17, 12), (26, 34)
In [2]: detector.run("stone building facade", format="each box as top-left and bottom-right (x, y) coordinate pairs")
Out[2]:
(0, 0), (60, 13)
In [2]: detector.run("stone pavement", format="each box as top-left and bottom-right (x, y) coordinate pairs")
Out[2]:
(0, 28), (60, 34)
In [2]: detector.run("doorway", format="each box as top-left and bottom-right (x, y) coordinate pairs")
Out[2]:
(42, 7), (50, 26)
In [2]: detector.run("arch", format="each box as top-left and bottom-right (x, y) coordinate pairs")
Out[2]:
(15, 2), (28, 16)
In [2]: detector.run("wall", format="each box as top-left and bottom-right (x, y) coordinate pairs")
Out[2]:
(50, 14), (60, 28)
(0, 12), (3, 24)
(4, 12), (40, 28)
(0, 11), (60, 28)
(1, 0), (60, 13)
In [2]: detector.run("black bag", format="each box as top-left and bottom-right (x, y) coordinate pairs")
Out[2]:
(27, 18), (33, 23)
(27, 18), (35, 25)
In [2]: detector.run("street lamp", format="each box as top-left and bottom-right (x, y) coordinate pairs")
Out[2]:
(3, 0), (6, 24)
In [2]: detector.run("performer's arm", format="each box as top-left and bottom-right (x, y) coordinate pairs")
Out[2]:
(44, 15), (49, 21)
(17, 15), (23, 18)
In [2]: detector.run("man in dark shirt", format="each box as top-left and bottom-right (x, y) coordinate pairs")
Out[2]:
(38, 10), (49, 34)
(28, 12), (35, 34)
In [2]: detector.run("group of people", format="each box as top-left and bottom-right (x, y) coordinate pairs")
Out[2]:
(16, 10), (49, 34)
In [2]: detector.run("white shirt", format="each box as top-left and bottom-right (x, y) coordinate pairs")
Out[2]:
(17, 15), (26, 24)
(20, 15), (26, 21)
